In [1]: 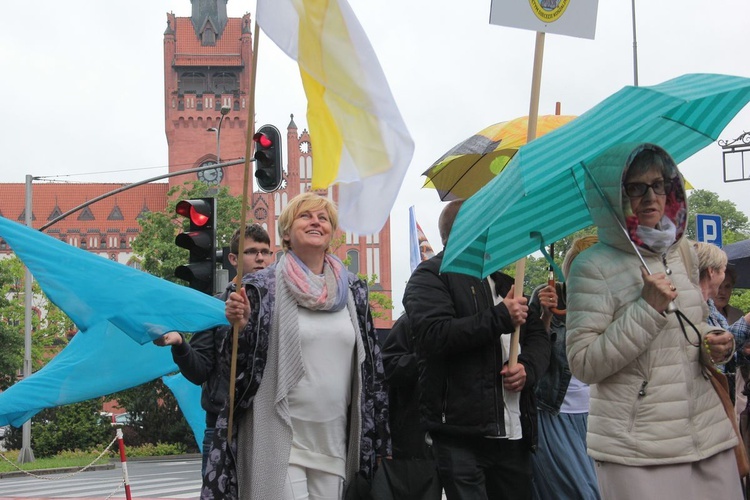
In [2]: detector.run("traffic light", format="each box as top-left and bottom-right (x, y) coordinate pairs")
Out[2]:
(174, 197), (216, 294)
(254, 124), (283, 192)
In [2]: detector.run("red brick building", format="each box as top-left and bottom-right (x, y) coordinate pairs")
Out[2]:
(0, 2), (393, 326)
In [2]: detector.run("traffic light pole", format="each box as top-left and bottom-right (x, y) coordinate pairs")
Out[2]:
(39, 158), (247, 231)
(18, 175), (35, 464)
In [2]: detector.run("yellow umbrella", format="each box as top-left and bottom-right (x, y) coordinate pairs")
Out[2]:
(423, 115), (576, 201)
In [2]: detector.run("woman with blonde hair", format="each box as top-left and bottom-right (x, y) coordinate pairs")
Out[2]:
(202, 192), (390, 500)
(694, 242), (750, 401)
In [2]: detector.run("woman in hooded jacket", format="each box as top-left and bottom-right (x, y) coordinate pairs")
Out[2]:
(566, 143), (741, 498)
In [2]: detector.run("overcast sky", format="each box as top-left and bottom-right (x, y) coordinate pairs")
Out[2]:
(2, 1), (749, 314)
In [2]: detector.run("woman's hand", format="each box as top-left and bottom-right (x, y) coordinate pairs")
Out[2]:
(225, 288), (251, 329)
(640, 267), (677, 314)
(705, 331), (735, 365)
(538, 284), (558, 312)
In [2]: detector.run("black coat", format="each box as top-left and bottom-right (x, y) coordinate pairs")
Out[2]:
(382, 314), (432, 459)
(170, 324), (230, 427)
(403, 252), (550, 449)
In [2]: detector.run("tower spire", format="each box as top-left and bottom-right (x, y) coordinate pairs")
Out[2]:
(191, 0), (228, 45)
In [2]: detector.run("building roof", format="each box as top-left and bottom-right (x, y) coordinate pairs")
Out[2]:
(0, 183), (168, 235)
(174, 17), (244, 67)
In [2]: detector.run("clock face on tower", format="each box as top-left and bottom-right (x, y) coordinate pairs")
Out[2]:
(197, 161), (224, 185)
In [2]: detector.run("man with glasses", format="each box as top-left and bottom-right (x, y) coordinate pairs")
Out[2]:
(154, 223), (273, 474)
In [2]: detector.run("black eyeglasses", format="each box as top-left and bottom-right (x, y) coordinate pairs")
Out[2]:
(623, 179), (673, 198)
(243, 249), (273, 257)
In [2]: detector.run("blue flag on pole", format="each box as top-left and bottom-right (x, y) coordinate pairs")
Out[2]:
(0, 216), (227, 427)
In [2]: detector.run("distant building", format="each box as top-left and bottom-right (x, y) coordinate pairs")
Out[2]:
(0, 1), (393, 326)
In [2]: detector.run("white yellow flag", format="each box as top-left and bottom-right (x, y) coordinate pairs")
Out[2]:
(257, 0), (414, 234)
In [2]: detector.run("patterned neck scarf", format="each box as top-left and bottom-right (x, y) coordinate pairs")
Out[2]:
(278, 250), (349, 311)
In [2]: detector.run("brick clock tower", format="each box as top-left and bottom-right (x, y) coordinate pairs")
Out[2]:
(162, 1), (393, 326)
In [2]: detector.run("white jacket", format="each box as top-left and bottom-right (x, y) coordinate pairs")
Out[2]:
(566, 143), (736, 466)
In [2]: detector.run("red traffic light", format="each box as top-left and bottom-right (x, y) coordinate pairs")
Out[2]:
(176, 199), (211, 227)
(253, 132), (273, 148)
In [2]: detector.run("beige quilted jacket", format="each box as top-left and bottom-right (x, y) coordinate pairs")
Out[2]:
(566, 143), (736, 466)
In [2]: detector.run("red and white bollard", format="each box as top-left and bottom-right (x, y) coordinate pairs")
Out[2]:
(115, 427), (133, 500)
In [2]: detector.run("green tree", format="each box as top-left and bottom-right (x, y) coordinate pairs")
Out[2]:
(686, 189), (750, 244)
(359, 274), (393, 319)
(0, 258), (24, 389)
(131, 181), (244, 282)
(106, 379), (197, 452)
(686, 189), (750, 310)
(0, 256), (76, 389)
(332, 234), (394, 319)
(5, 400), (113, 458)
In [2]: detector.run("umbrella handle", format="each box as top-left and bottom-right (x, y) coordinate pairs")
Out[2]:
(547, 273), (566, 316)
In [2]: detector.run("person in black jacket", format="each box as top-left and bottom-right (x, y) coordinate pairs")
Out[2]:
(380, 314), (442, 500)
(154, 223), (272, 475)
(403, 200), (550, 500)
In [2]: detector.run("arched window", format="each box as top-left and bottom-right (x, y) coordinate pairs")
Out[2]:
(211, 72), (238, 94)
(347, 250), (360, 275)
(180, 72), (207, 94)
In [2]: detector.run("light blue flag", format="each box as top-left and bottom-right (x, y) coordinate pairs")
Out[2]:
(0, 216), (229, 426)
(409, 206), (421, 273)
(0, 324), (178, 427)
(0, 216), (228, 345)
(163, 373), (206, 452)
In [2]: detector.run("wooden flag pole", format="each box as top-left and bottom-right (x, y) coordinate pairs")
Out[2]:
(227, 19), (260, 446)
(509, 31), (544, 367)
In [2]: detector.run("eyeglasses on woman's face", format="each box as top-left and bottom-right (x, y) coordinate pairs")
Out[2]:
(623, 178), (673, 198)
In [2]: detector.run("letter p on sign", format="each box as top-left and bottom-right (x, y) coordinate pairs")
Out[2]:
(696, 214), (723, 248)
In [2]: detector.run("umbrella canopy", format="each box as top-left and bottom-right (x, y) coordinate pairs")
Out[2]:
(725, 239), (750, 289)
(422, 115), (576, 201)
(441, 73), (750, 278)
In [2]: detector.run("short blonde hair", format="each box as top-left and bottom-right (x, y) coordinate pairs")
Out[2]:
(562, 235), (598, 278)
(694, 241), (728, 281)
(278, 192), (338, 251)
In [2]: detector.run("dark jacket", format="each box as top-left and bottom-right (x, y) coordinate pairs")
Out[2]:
(382, 314), (432, 459)
(530, 282), (570, 415)
(403, 251), (550, 449)
(170, 326), (229, 427)
(202, 264), (390, 499)
(170, 288), (231, 428)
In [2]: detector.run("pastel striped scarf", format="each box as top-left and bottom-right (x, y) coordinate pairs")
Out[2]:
(279, 251), (349, 311)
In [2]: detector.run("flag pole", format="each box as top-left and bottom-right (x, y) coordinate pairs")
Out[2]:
(509, 30), (545, 367)
(227, 18), (260, 446)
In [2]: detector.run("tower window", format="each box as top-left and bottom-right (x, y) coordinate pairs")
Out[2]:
(211, 72), (238, 94)
(179, 72), (207, 94)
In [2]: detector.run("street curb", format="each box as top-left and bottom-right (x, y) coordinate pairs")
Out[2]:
(0, 454), (200, 479)
(0, 463), (114, 479)
(114, 453), (201, 462)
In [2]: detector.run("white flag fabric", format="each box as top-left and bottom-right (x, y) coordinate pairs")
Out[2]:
(257, 0), (415, 233)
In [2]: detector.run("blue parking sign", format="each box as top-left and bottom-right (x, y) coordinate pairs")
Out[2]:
(696, 214), (723, 247)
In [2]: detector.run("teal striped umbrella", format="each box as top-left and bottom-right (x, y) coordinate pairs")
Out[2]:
(442, 73), (750, 278)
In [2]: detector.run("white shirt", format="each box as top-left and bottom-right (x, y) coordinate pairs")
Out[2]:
(488, 276), (522, 440)
(288, 306), (356, 477)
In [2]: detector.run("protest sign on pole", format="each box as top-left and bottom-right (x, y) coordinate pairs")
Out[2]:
(490, 0), (599, 40)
